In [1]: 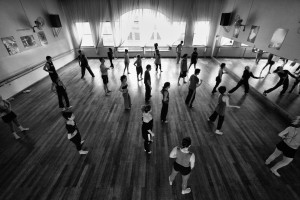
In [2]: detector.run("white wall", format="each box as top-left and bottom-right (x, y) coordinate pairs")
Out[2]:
(0, 0), (75, 98)
(216, 0), (300, 60)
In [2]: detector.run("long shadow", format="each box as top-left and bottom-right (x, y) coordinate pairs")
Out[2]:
(237, 94), (247, 106)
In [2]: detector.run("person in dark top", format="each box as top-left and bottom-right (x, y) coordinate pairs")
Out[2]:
(255, 49), (264, 64)
(160, 82), (170, 123)
(141, 105), (155, 154)
(43, 56), (59, 83)
(51, 78), (72, 111)
(208, 86), (240, 135)
(288, 74), (300, 94)
(107, 48), (114, 68)
(212, 63), (226, 93)
(261, 53), (275, 75)
(154, 43), (159, 58)
(62, 111), (88, 155)
(263, 66), (296, 96)
(144, 64), (152, 102)
(78, 50), (95, 79)
(188, 48), (198, 70)
(228, 66), (263, 94)
(119, 75), (131, 110)
(185, 69), (202, 108)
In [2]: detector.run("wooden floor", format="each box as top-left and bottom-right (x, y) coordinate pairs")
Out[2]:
(217, 58), (300, 117)
(0, 58), (299, 200)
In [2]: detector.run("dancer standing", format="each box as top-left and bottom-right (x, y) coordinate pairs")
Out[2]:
(185, 69), (202, 108)
(141, 105), (155, 154)
(119, 75), (131, 110)
(169, 137), (195, 195)
(134, 54), (143, 81)
(0, 95), (29, 139)
(255, 49), (264, 64)
(51, 78), (72, 111)
(154, 43), (159, 58)
(43, 56), (59, 83)
(265, 117), (300, 177)
(176, 41), (183, 64)
(178, 54), (188, 86)
(124, 49), (130, 74)
(260, 53), (275, 75)
(263, 67), (296, 96)
(212, 63), (226, 93)
(208, 86), (240, 135)
(107, 48), (114, 68)
(155, 52), (162, 72)
(160, 82), (170, 123)
(228, 66), (263, 94)
(62, 111), (88, 155)
(78, 50), (95, 78)
(144, 65), (152, 102)
(188, 48), (198, 70)
(100, 58), (111, 96)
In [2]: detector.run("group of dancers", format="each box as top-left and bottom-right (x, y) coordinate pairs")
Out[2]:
(0, 45), (299, 195)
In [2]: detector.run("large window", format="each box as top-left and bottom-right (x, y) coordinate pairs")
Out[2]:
(193, 21), (210, 46)
(220, 37), (233, 46)
(76, 22), (94, 47)
(101, 22), (114, 46)
(118, 9), (186, 47)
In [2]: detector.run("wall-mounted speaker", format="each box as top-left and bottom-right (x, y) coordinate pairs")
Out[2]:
(49, 14), (62, 28)
(220, 13), (232, 26)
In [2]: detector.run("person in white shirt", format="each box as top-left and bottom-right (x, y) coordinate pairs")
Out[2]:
(141, 105), (155, 154)
(169, 137), (195, 195)
(124, 49), (130, 74)
(265, 116), (300, 177)
(100, 58), (111, 96)
(176, 41), (183, 64)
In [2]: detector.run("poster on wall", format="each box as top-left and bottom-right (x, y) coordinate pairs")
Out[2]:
(37, 31), (48, 46)
(247, 25), (260, 43)
(1, 36), (20, 55)
(268, 28), (288, 50)
(233, 27), (240, 38)
(20, 35), (37, 48)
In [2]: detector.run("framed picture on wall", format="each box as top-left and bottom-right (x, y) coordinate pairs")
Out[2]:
(37, 31), (48, 46)
(20, 35), (37, 48)
(1, 36), (20, 55)
(247, 25), (260, 43)
(268, 28), (288, 50)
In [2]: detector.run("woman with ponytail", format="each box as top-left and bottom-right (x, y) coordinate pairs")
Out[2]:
(169, 137), (195, 194)
(265, 116), (300, 177)
(160, 82), (170, 123)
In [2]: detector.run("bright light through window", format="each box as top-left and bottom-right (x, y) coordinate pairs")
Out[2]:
(118, 9), (186, 47)
(241, 43), (249, 47)
(101, 22), (114, 46)
(220, 37), (233, 46)
(193, 21), (210, 46)
(76, 22), (94, 47)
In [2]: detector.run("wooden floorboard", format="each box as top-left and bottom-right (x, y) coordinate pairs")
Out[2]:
(0, 58), (299, 200)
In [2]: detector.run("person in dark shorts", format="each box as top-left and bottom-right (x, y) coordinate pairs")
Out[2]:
(208, 86), (240, 135)
(107, 48), (114, 68)
(188, 48), (198, 70)
(160, 82), (170, 123)
(185, 69), (202, 108)
(51, 78), (72, 111)
(62, 111), (88, 155)
(43, 56), (59, 83)
(169, 137), (195, 195)
(0, 95), (29, 139)
(260, 53), (275, 75)
(78, 50), (95, 78)
(212, 63), (226, 93)
(178, 54), (188, 86)
(265, 117), (300, 177)
(141, 105), (155, 154)
(144, 65), (152, 102)
(100, 58), (111, 96)
(134, 54), (143, 81)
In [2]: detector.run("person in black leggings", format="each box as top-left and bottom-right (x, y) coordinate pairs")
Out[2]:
(260, 53), (275, 75)
(141, 105), (155, 154)
(263, 67), (296, 96)
(107, 48), (114, 68)
(160, 82), (170, 123)
(43, 56), (58, 83)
